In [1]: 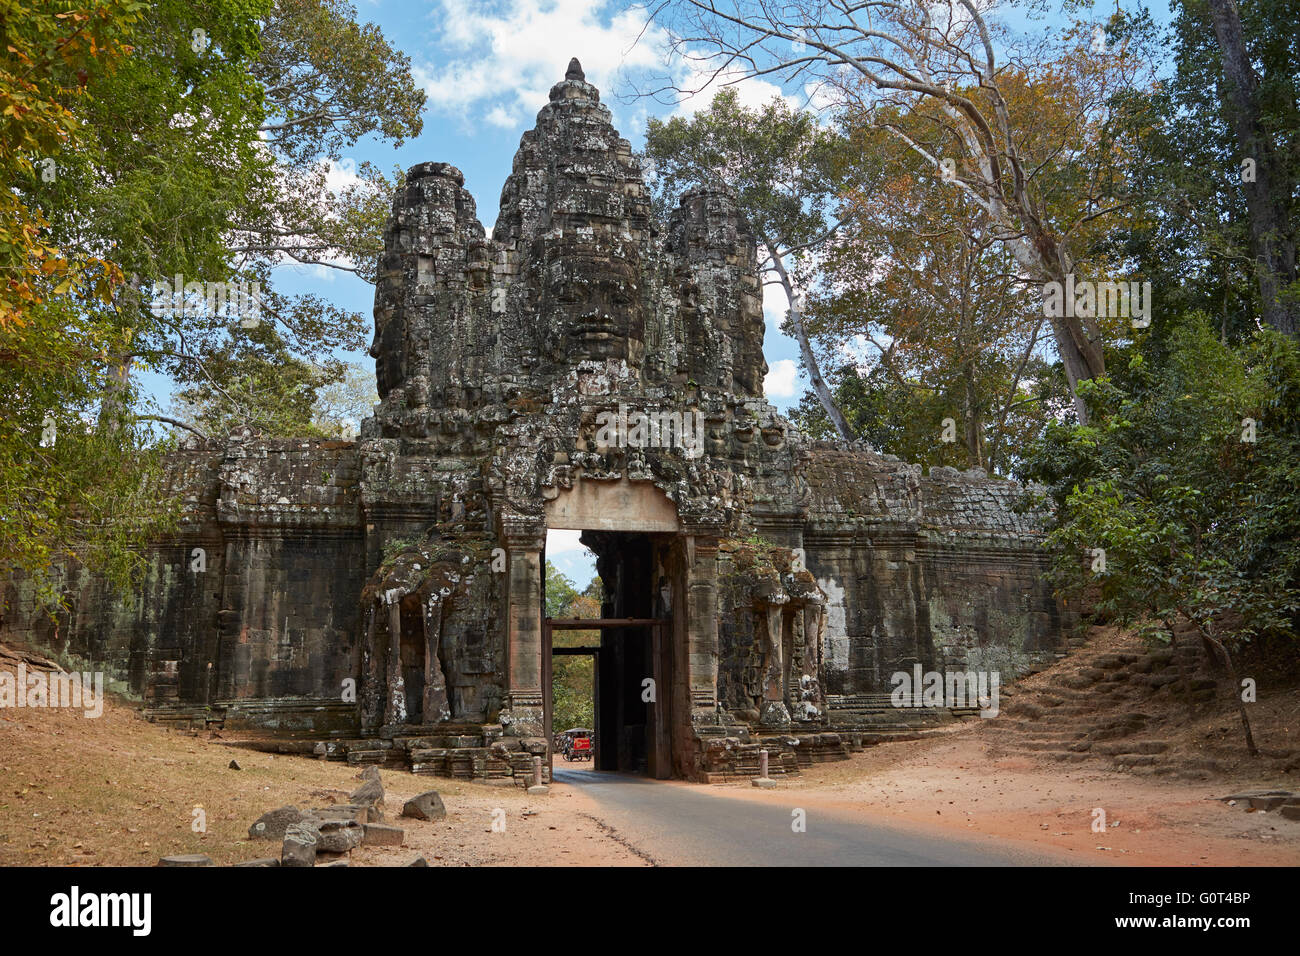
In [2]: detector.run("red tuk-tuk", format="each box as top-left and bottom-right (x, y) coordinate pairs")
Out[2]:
(561, 728), (594, 761)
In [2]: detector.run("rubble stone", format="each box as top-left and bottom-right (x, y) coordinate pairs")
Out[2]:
(401, 791), (447, 821)
(362, 823), (405, 846)
(248, 806), (304, 841)
(281, 821), (320, 867)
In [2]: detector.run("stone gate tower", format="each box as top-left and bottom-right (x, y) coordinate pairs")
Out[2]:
(349, 59), (1071, 779)
(357, 58), (826, 778)
(1, 61), (1074, 783)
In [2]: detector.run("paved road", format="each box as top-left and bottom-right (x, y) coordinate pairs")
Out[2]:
(553, 768), (1061, 866)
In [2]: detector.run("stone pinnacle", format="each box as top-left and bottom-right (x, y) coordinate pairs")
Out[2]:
(565, 57), (584, 82)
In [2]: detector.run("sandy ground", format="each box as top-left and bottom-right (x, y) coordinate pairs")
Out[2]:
(0, 655), (640, 867)
(695, 727), (1300, 866)
(348, 767), (643, 867)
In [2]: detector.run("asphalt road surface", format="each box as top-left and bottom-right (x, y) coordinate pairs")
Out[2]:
(553, 768), (1061, 866)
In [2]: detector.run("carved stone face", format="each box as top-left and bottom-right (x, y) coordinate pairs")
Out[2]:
(541, 250), (645, 365)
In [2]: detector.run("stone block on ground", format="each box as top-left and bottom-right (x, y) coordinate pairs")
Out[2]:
(281, 821), (320, 867)
(402, 790), (447, 821)
(362, 823), (405, 846)
(248, 805), (304, 841)
(350, 778), (385, 811)
(311, 804), (368, 825)
(315, 820), (364, 853)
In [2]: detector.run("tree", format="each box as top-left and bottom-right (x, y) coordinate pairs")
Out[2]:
(0, 0), (140, 328)
(230, 0), (424, 280)
(167, 323), (339, 439)
(0, 293), (180, 605)
(796, 112), (1070, 472)
(1, 1), (182, 597)
(1024, 317), (1300, 755)
(545, 565), (580, 619)
(22, 0), (281, 425)
(22, 0), (420, 439)
(648, 1), (1154, 422)
(1196, 0), (1297, 336)
(545, 562), (599, 733)
(644, 88), (861, 439)
(312, 361), (377, 438)
(3, 0), (421, 595)
(161, 0), (423, 431)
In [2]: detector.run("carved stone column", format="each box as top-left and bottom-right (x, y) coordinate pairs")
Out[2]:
(383, 597), (405, 727)
(685, 535), (720, 716)
(798, 604), (827, 718)
(762, 606), (784, 703)
(422, 596), (450, 723)
(502, 525), (545, 736)
(759, 604), (792, 727)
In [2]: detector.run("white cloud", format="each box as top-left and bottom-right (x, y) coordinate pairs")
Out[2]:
(762, 279), (790, 326)
(323, 157), (365, 194)
(485, 105), (517, 128)
(764, 359), (799, 399)
(670, 64), (798, 118)
(545, 528), (588, 554)
(417, 0), (670, 130)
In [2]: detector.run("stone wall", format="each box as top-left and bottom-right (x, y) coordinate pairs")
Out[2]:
(2, 438), (368, 732)
(802, 447), (1074, 695)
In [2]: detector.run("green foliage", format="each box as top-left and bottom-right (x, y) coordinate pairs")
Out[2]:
(552, 656), (594, 733)
(1024, 317), (1300, 651)
(0, 293), (180, 604)
(0, 0), (143, 326)
(792, 362), (1066, 475)
(254, 0), (424, 164)
(169, 322), (340, 438)
(544, 563), (579, 619)
(1109, 0), (1300, 339)
(787, 105), (1072, 473)
(1022, 0), (1300, 666)
(311, 361), (377, 438)
(643, 87), (847, 260)
(1, 0), (421, 595)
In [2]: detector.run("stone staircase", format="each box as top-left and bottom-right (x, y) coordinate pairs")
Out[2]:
(978, 633), (1218, 776)
(827, 692), (974, 742)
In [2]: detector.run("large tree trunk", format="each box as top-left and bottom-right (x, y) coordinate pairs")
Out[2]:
(1039, 247), (1108, 424)
(962, 366), (984, 467)
(767, 245), (855, 442)
(1194, 619), (1259, 758)
(1207, 0), (1299, 337)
